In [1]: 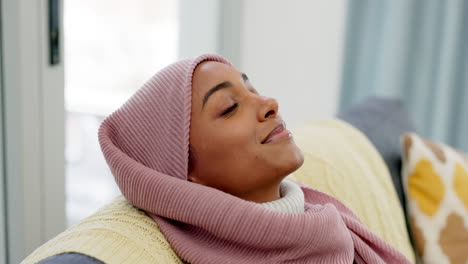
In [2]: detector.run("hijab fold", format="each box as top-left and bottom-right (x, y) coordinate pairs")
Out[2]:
(98, 54), (411, 264)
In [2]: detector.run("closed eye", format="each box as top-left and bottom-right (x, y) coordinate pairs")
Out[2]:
(221, 103), (238, 117)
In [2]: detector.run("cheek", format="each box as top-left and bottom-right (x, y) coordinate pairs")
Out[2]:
(194, 121), (257, 162)
(212, 123), (254, 153)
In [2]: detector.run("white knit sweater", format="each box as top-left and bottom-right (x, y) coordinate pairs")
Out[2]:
(258, 179), (305, 214)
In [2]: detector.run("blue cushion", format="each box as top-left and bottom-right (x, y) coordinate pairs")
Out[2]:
(337, 96), (416, 212)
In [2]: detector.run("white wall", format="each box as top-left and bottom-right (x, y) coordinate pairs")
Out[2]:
(178, 0), (220, 59)
(239, 0), (347, 129)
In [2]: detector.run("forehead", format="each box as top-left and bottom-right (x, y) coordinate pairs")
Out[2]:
(192, 61), (239, 96)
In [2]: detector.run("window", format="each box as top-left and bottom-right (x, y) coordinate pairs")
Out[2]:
(64, 0), (179, 226)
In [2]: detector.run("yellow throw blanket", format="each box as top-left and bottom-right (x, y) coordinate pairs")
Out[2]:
(22, 196), (184, 264)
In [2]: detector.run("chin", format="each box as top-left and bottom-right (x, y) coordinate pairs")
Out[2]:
(286, 147), (305, 173)
(275, 142), (305, 177)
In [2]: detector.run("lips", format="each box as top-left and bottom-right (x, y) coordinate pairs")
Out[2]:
(261, 121), (291, 144)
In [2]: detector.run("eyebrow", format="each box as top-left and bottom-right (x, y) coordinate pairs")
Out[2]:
(202, 73), (249, 108)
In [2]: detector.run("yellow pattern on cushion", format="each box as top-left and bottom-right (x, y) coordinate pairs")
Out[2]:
(408, 159), (445, 216)
(401, 133), (468, 264)
(287, 118), (415, 263)
(453, 163), (468, 210)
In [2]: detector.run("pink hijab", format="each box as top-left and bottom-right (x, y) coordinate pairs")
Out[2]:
(98, 54), (411, 264)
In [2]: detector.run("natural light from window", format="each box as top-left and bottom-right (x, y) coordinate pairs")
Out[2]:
(64, 0), (179, 226)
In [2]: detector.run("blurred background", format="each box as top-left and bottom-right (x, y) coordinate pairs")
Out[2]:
(1, 0), (468, 263)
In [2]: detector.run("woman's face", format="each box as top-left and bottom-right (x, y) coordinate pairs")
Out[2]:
(188, 61), (304, 202)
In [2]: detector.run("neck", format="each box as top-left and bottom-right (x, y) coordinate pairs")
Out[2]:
(239, 180), (282, 203)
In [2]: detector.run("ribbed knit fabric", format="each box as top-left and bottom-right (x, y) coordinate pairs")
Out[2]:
(258, 179), (304, 214)
(288, 119), (416, 262)
(98, 53), (412, 264)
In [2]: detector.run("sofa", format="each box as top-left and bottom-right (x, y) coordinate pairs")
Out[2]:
(23, 96), (420, 264)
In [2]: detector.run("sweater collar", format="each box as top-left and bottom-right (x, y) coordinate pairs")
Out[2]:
(257, 179), (305, 214)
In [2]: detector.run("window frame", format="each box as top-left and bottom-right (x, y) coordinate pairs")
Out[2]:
(1, 0), (65, 262)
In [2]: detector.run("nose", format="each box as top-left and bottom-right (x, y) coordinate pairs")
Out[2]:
(258, 96), (279, 121)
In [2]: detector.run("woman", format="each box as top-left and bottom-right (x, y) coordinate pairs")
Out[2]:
(98, 54), (411, 263)
(188, 58), (304, 204)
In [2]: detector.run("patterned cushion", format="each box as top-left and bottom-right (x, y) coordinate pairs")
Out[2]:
(401, 133), (468, 264)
